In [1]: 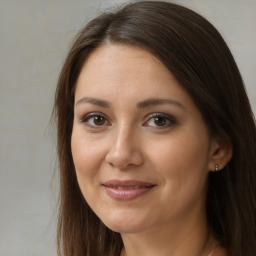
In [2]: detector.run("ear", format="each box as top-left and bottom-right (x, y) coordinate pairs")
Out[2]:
(208, 137), (233, 172)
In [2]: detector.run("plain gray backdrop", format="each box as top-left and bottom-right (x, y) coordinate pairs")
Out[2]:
(0, 0), (255, 255)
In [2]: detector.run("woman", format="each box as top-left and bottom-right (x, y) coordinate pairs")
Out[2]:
(54, 1), (256, 256)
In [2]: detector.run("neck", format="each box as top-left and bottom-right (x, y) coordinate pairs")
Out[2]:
(120, 212), (217, 256)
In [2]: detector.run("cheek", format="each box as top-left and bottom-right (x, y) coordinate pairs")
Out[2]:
(71, 131), (106, 184)
(148, 135), (209, 219)
(151, 134), (210, 173)
(71, 132), (108, 211)
(149, 131), (210, 195)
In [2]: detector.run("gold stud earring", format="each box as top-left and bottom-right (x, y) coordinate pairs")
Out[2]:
(215, 164), (219, 172)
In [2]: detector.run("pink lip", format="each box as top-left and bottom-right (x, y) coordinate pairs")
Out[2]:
(102, 180), (156, 201)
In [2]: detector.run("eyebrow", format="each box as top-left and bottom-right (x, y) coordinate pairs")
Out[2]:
(75, 97), (185, 110)
(137, 98), (185, 109)
(75, 97), (111, 107)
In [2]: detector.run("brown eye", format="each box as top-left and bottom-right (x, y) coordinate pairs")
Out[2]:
(144, 113), (176, 129)
(92, 115), (106, 126)
(153, 116), (167, 126)
(81, 113), (109, 128)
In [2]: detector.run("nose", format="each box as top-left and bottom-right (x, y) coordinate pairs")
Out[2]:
(105, 124), (144, 170)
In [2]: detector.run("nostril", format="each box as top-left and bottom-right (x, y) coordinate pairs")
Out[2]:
(105, 130), (144, 169)
(105, 148), (144, 170)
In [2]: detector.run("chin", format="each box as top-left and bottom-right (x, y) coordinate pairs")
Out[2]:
(91, 200), (159, 234)
(99, 212), (149, 234)
(105, 222), (146, 234)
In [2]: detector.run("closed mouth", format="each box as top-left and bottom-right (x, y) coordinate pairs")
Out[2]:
(102, 180), (156, 200)
(109, 185), (152, 189)
(102, 179), (155, 188)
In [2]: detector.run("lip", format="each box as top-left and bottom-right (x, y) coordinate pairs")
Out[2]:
(102, 180), (156, 201)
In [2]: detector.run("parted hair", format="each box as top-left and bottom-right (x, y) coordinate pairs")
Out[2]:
(54, 1), (256, 256)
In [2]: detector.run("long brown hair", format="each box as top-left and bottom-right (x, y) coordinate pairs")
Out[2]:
(54, 1), (256, 256)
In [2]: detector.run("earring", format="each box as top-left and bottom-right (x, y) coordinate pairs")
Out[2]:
(215, 164), (219, 172)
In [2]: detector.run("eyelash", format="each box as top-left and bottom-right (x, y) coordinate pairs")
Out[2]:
(143, 113), (177, 129)
(80, 112), (110, 129)
(80, 112), (176, 130)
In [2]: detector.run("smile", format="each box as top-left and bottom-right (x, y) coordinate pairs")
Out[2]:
(102, 180), (156, 200)
(112, 186), (144, 189)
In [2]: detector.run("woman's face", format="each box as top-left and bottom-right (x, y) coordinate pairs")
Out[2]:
(71, 44), (217, 234)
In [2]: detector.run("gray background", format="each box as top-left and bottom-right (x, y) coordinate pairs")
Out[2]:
(0, 0), (255, 255)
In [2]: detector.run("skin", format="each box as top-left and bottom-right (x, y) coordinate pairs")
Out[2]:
(71, 44), (231, 256)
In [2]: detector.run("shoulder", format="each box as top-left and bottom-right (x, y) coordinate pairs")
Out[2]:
(210, 246), (229, 256)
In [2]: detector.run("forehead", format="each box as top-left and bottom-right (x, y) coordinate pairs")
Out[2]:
(78, 44), (168, 81)
(75, 44), (185, 98)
